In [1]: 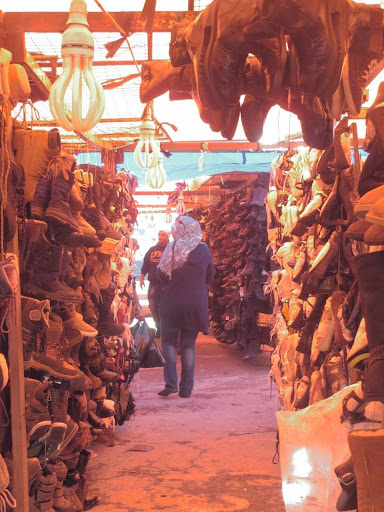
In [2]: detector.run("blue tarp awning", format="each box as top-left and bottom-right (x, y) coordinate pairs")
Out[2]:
(76, 151), (280, 185)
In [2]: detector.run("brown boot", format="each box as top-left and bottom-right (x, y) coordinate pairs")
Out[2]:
(46, 461), (76, 512)
(348, 429), (384, 512)
(30, 467), (57, 512)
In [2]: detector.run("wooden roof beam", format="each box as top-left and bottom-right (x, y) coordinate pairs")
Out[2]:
(3, 11), (199, 33)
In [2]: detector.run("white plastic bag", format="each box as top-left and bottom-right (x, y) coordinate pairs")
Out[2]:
(276, 384), (384, 512)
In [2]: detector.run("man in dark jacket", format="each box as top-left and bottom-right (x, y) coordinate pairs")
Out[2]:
(140, 230), (170, 337)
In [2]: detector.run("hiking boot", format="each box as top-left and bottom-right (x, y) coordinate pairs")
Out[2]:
(28, 338), (79, 382)
(81, 291), (97, 327)
(25, 378), (52, 445)
(19, 219), (48, 286)
(185, 0), (278, 110)
(21, 296), (50, 339)
(88, 358), (121, 383)
(82, 182), (106, 241)
(31, 176), (52, 220)
(44, 160), (79, 232)
(30, 466), (57, 512)
(24, 243), (80, 303)
(58, 305), (98, 338)
(262, 0), (355, 99)
(22, 298), (78, 380)
(99, 211), (122, 241)
(51, 225), (85, 248)
(46, 461), (76, 512)
(48, 416), (78, 463)
(97, 287), (125, 336)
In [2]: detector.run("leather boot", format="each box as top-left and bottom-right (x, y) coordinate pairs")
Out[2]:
(44, 157), (79, 232)
(97, 286), (125, 336)
(82, 182), (106, 241)
(342, 4), (383, 115)
(262, 0), (356, 98)
(46, 461), (76, 512)
(170, 23), (191, 67)
(30, 467), (57, 512)
(21, 297), (71, 381)
(31, 176), (52, 220)
(185, 0), (278, 110)
(352, 250), (384, 402)
(20, 219), (49, 285)
(26, 312), (80, 381)
(76, 449), (92, 506)
(348, 429), (384, 512)
(24, 241), (80, 303)
(24, 378), (52, 445)
(334, 456), (357, 512)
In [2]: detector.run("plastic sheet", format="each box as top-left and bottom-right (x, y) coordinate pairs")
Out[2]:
(276, 384), (384, 511)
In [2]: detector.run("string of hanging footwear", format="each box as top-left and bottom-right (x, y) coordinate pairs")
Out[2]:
(190, 174), (274, 361)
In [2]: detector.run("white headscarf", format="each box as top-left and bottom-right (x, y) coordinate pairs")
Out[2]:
(157, 216), (202, 278)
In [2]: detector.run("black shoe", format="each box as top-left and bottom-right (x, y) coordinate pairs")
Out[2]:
(158, 388), (178, 397)
(179, 390), (191, 398)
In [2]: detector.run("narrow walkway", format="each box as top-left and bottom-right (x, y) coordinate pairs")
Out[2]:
(88, 336), (285, 512)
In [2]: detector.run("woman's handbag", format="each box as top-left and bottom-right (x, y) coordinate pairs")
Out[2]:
(140, 338), (166, 368)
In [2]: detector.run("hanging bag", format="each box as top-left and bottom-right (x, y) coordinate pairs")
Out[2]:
(140, 338), (166, 368)
(130, 320), (151, 363)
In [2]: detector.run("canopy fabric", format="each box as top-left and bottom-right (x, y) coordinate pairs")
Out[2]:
(76, 150), (279, 185)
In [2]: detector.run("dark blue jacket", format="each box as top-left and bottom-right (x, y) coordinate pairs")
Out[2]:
(157, 243), (214, 334)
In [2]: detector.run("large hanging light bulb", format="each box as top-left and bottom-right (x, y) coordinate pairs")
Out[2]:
(146, 141), (166, 188)
(134, 102), (160, 170)
(176, 191), (187, 216)
(49, 0), (105, 132)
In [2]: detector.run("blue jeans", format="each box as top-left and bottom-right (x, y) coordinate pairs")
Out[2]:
(161, 326), (199, 394)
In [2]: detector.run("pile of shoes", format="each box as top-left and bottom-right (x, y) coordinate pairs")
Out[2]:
(267, 85), (384, 512)
(1, 130), (144, 511)
(139, 0), (384, 149)
(264, 96), (384, 413)
(194, 175), (274, 360)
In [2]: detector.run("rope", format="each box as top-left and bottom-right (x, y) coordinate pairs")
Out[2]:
(93, 0), (141, 73)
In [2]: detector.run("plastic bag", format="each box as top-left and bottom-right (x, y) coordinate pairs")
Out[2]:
(276, 384), (384, 512)
(130, 320), (151, 363)
(140, 338), (166, 368)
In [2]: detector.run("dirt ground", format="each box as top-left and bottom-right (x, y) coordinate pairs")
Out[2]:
(87, 335), (285, 512)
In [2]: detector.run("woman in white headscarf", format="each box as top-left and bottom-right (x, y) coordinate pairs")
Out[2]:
(157, 216), (214, 398)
